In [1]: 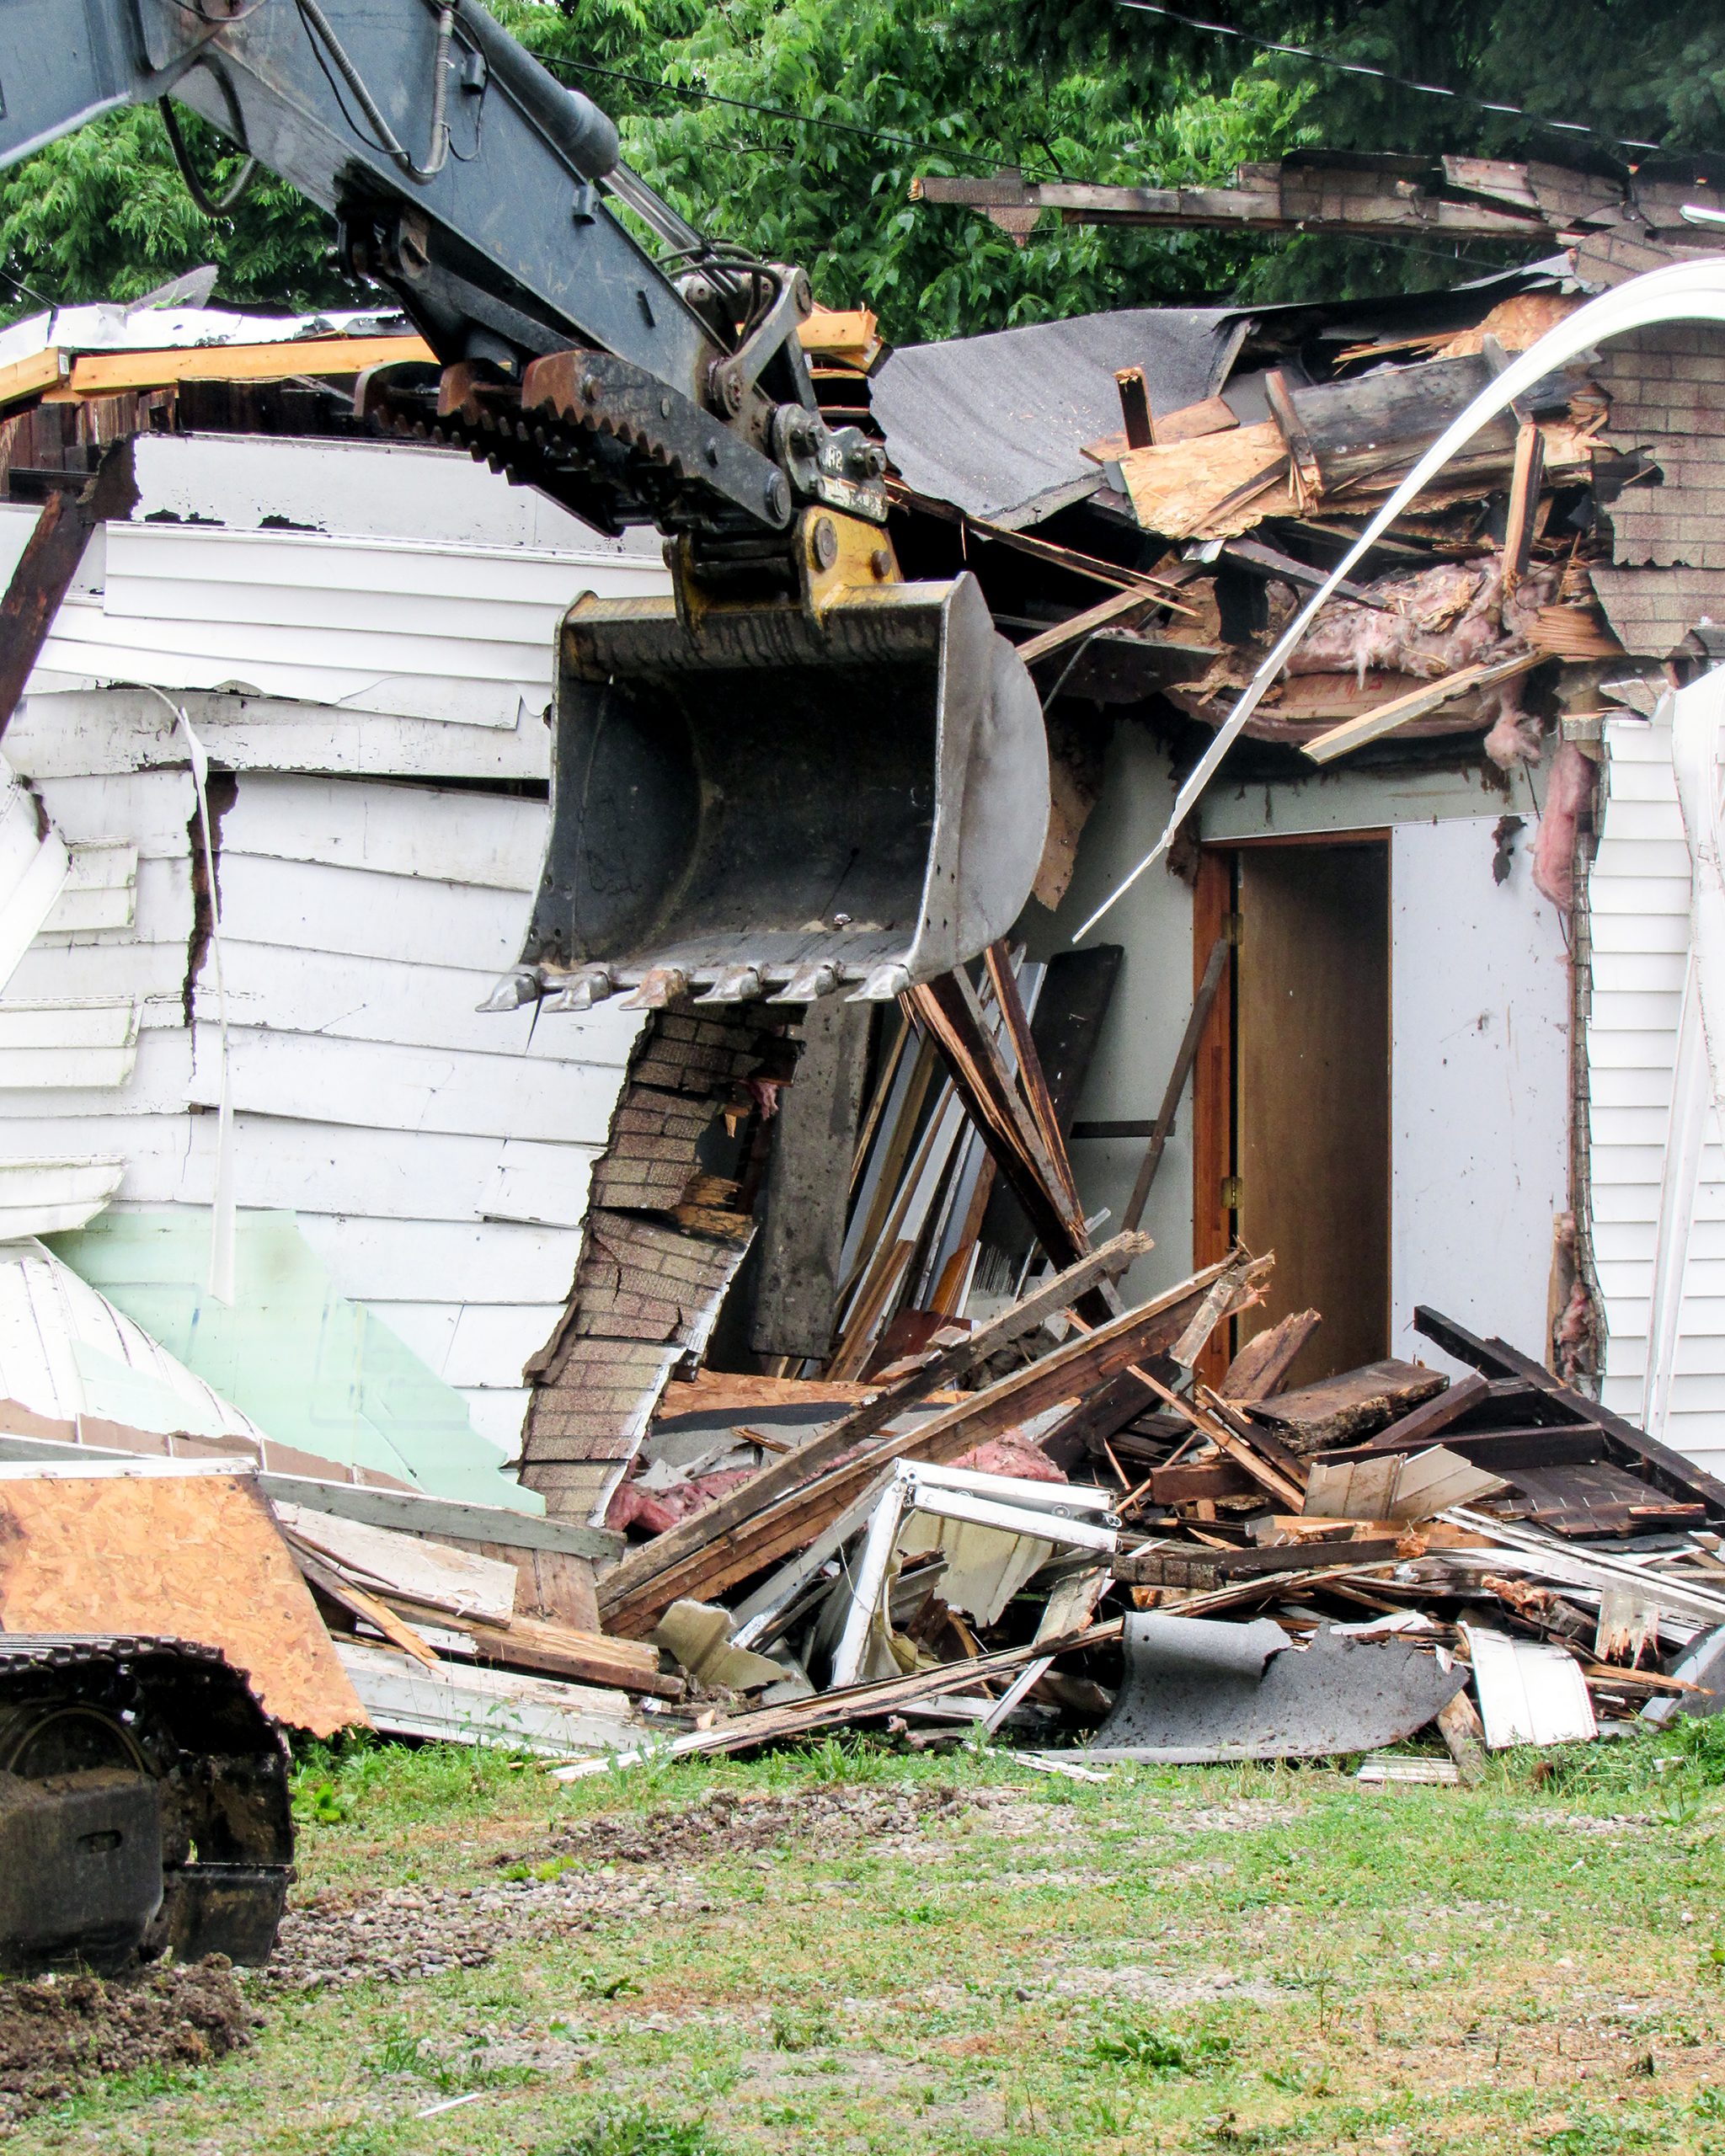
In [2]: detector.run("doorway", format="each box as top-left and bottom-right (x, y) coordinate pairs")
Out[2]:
(1194, 837), (1391, 1389)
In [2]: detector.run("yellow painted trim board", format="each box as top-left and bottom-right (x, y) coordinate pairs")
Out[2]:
(51, 333), (435, 398)
(0, 346), (68, 409)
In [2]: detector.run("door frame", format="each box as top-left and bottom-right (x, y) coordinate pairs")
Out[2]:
(1190, 830), (1391, 1388)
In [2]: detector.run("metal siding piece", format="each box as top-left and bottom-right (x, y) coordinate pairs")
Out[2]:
(1461, 1623), (1598, 1748)
(1087, 1614), (1467, 1762)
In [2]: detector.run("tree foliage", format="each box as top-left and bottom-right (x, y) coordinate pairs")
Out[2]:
(0, 0), (1304, 340)
(0, 104), (348, 318)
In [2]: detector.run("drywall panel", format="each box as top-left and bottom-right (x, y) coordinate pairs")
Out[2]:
(1028, 721), (1193, 1312)
(1390, 816), (1570, 1373)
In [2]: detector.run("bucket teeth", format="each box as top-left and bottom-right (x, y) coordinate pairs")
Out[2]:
(769, 963), (840, 1005)
(477, 968), (542, 1013)
(693, 965), (763, 1005)
(848, 963), (911, 1003)
(541, 965), (616, 1013)
(620, 966), (691, 1011)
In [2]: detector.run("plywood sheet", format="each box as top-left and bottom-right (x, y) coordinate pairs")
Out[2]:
(0, 1464), (365, 1736)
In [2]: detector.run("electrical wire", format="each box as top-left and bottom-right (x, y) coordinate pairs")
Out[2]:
(1112, 1), (1665, 156)
(541, 52), (1063, 183)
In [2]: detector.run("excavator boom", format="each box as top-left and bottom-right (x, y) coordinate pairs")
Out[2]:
(0, 0), (1049, 1005)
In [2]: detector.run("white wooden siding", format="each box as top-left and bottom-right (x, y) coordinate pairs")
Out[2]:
(1589, 710), (1725, 1472)
(0, 446), (670, 1470)
(0, 761), (635, 1458)
(26, 521), (667, 728)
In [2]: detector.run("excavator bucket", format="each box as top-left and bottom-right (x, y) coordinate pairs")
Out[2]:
(514, 571), (1049, 1005)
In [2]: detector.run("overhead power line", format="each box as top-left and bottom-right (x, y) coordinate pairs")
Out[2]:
(545, 53), (1059, 182)
(1112, 1), (1664, 156)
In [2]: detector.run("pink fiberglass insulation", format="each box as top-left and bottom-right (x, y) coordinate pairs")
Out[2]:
(1531, 740), (1594, 907)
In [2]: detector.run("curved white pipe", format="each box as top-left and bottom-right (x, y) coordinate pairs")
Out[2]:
(1075, 257), (1725, 941)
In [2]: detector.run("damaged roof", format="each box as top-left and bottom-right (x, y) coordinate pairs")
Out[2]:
(869, 305), (1246, 526)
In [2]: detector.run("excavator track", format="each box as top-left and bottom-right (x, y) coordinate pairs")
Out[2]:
(0, 1636), (294, 1977)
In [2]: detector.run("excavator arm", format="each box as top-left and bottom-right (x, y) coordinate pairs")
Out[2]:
(0, 0), (1049, 1004)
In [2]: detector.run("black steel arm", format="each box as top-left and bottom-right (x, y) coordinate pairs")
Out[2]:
(0, 0), (885, 536)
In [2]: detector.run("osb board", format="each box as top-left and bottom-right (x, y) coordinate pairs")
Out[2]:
(0, 1470), (366, 1737)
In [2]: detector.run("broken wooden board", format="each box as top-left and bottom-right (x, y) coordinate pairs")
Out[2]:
(0, 1460), (363, 1736)
(1249, 1361), (1448, 1454)
(334, 1639), (647, 1756)
(1220, 1310), (1322, 1402)
(272, 1501), (519, 1623)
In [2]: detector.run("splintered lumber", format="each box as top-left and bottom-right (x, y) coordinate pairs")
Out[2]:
(1133, 1372), (1306, 1509)
(553, 1616), (1126, 1774)
(597, 1231), (1151, 1620)
(461, 1611), (684, 1700)
(1016, 584), (1161, 664)
(1115, 1535), (1404, 1588)
(1220, 1309), (1321, 1402)
(601, 1253), (1268, 1636)
(1118, 421), (1296, 540)
(1248, 1360), (1448, 1455)
(1303, 650), (1544, 765)
(907, 967), (1095, 1285)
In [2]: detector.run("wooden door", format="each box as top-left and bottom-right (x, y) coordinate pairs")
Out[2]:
(1233, 841), (1391, 1387)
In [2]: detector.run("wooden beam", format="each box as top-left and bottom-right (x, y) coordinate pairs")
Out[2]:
(1303, 651), (1544, 765)
(1114, 366), (1154, 450)
(1501, 419), (1546, 591)
(914, 167), (1551, 240)
(1016, 583), (1162, 664)
(0, 438), (137, 733)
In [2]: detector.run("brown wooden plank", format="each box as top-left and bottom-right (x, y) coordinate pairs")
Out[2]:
(1250, 1359), (1446, 1454)
(1359, 1370), (1488, 1451)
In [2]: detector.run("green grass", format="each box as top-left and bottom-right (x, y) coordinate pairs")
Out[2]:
(13, 1723), (1725, 2153)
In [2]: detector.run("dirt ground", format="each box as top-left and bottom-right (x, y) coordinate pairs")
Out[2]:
(0, 1959), (254, 2127)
